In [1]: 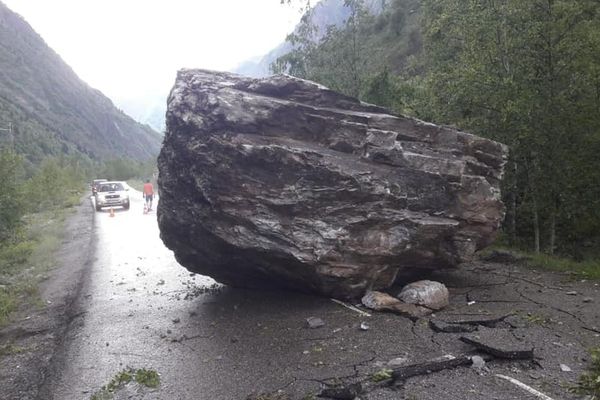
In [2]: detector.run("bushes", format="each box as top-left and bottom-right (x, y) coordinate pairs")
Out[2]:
(0, 150), (25, 243)
(0, 287), (16, 325)
(571, 347), (600, 397)
(22, 157), (85, 213)
(0, 150), (87, 324)
(99, 158), (156, 182)
(0, 241), (34, 276)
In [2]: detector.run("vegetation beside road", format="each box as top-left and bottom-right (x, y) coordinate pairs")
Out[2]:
(525, 253), (600, 281)
(571, 347), (600, 397)
(90, 367), (160, 400)
(0, 150), (156, 325)
(0, 151), (84, 325)
(481, 244), (600, 281)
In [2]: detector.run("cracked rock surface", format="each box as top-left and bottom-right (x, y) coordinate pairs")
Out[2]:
(158, 69), (508, 298)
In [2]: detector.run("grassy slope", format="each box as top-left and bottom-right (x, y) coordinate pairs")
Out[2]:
(0, 189), (82, 325)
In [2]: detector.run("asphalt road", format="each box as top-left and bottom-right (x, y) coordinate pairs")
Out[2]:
(40, 193), (600, 400)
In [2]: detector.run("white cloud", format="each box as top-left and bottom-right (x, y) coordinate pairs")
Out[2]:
(3, 0), (302, 99)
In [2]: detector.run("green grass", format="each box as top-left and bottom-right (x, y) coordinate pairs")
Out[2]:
(0, 196), (80, 326)
(0, 343), (26, 357)
(134, 368), (160, 388)
(371, 368), (393, 382)
(90, 367), (160, 400)
(523, 313), (553, 326)
(480, 246), (600, 280)
(0, 241), (35, 276)
(525, 253), (600, 280)
(0, 288), (17, 323)
(570, 347), (600, 397)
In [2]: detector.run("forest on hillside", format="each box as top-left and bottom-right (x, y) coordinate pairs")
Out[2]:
(275, 0), (600, 260)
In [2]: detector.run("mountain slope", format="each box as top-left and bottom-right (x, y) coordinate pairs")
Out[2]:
(234, 0), (384, 78)
(0, 1), (162, 165)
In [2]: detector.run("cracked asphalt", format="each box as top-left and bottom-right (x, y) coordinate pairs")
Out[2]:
(38, 193), (600, 399)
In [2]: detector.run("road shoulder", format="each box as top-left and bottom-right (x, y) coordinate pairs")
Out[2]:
(0, 196), (95, 400)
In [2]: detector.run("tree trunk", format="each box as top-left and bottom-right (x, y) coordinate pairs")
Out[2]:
(532, 196), (540, 254)
(509, 160), (517, 246)
(548, 211), (556, 255)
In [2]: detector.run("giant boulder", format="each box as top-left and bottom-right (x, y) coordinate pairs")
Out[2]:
(157, 69), (507, 299)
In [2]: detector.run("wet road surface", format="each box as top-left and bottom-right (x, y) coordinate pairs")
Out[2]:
(44, 193), (600, 400)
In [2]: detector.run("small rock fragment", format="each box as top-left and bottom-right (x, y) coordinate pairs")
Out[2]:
(529, 371), (541, 380)
(362, 291), (432, 318)
(172, 317), (181, 324)
(362, 291), (401, 310)
(565, 291), (578, 296)
(359, 322), (370, 331)
(559, 364), (572, 372)
(306, 317), (325, 329)
(582, 297), (593, 303)
(471, 355), (486, 372)
(361, 290), (432, 319)
(397, 280), (449, 310)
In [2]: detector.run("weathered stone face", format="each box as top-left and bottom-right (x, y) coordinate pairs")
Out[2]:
(157, 69), (508, 299)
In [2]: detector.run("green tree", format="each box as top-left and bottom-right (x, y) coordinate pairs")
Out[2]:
(422, 0), (600, 254)
(273, 0), (376, 98)
(0, 150), (24, 243)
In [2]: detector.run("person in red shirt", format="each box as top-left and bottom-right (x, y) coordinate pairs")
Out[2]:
(143, 179), (155, 211)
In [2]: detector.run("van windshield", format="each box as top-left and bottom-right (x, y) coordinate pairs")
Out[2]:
(98, 183), (124, 192)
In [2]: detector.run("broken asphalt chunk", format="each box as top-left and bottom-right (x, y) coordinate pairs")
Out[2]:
(318, 383), (362, 399)
(429, 319), (477, 333)
(442, 313), (513, 327)
(460, 327), (534, 359)
(391, 354), (491, 381)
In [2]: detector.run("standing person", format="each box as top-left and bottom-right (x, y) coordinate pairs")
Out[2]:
(143, 179), (154, 211)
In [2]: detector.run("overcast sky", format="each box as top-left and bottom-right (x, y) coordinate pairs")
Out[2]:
(3, 0), (303, 100)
